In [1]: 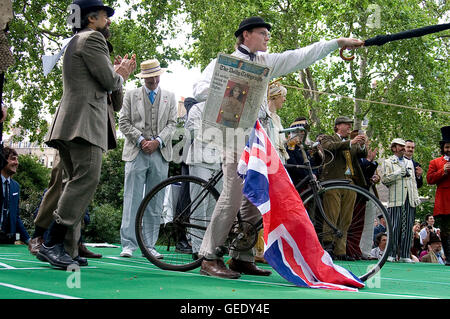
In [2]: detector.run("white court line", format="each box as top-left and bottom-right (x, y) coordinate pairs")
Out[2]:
(0, 282), (81, 299)
(98, 257), (441, 299)
(0, 262), (15, 269)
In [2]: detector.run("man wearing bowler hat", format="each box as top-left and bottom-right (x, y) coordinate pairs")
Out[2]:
(193, 17), (364, 279)
(382, 138), (420, 263)
(118, 59), (177, 258)
(35, 0), (136, 269)
(319, 116), (367, 260)
(426, 126), (450, 265)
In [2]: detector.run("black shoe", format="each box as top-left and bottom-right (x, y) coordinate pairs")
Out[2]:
(36, 244), (78, 269)
(335, 254), (356, 261)
(73, 256), (88, 266)
(175, 240), (193, 254)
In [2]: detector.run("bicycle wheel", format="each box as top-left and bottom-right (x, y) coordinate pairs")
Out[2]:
(135, 175), (220, 271)
(300, 181), (392, 282)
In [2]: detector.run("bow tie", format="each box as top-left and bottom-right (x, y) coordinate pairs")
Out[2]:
(238, 46), (256, 61)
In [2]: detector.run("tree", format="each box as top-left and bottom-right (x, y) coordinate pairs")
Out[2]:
(14, 154), (50, 235)
(181, 0), (449, 198)
(4, 0), (182, 143)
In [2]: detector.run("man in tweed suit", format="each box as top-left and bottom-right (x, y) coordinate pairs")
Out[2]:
(320, 116), (367, 260)
(36, 0), (136, 269)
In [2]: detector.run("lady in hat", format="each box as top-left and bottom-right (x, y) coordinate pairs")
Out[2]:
(426, 126), (450, 266)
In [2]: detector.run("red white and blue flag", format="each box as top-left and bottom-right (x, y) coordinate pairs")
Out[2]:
(237, 121), (364, 291)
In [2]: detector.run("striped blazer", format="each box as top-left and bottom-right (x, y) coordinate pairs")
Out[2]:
(381, 155), (420, 208)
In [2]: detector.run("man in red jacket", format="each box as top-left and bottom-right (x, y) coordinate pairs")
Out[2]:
(426, 126), (450, 266)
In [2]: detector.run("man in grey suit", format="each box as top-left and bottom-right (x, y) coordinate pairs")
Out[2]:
(36, 0), (136, 269)
(119, 59), (177, 258)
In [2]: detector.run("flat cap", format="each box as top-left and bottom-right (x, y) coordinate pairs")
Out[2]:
(334, 116), (354, 125)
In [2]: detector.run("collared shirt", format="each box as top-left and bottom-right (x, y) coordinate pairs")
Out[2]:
(1, 174), (10, 198)
(144, 85), (160, 98)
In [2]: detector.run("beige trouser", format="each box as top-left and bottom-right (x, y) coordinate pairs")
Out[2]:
(199, 152), (261, 262)
(45, 140), (102, 257)
(322, 185), (356, 255)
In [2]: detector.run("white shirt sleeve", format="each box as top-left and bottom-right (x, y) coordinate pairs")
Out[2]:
(263, 39), (339, 78)
(193, 59), (217, 102)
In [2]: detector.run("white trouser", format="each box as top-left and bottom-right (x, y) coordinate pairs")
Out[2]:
(120, 150), (168, 251)
(359, 187), (378, 257)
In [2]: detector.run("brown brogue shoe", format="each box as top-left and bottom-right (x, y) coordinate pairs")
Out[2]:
(229, 258), (272, 276)
(200, 259), (241, 279)
(28, 237), (44, 256)
(79, 243), (102, 258)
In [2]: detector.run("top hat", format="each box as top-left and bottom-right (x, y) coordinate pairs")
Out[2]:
(73, 0), (115, 17)
(334, 116), (354, 126)
(390, 138), (406, 147)
(136, 59), (166, 78)
(440, 126), (450, 144)
(234, 17), (272, 37)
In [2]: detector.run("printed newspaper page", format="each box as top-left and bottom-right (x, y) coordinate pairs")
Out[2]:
(200, 53), (272, 149)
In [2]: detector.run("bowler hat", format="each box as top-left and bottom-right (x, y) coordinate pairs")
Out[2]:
(440, 126), (450, 144)
(73, 0), (115, 17)
(234, 17), (272, 37)
(334, 116), (354, 126)
(390, 138), (406, 147)
(136, 59), (166, 78)
(429, 232), (441, 244)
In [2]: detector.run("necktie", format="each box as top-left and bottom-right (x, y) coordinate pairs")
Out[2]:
(149, 91), (156, 104)
(3, 180), (9, 211)
(237, 46), (256, 61)
(1, 181), (8, 232)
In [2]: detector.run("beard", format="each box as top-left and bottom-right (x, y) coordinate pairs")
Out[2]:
(97, 25), (111, 39)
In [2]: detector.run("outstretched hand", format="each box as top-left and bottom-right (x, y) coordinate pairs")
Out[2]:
(337, 38), (365, 49)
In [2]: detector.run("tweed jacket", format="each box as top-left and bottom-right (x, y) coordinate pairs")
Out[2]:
(46, 29), (123, 152)
(381, 155), (420, 208)
(119, 86), (177, 162)
(319, 133), (367, 187)
(426, 156), (450, 216)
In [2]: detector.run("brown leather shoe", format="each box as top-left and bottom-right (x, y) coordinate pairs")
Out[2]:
(229, 258), (272, 276)
(79, 243), (102, 258)
(28, 237), (44, 256)
(200, 259), (241, 279)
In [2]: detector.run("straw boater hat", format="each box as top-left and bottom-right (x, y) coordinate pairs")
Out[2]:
(136, 59), (166, 78)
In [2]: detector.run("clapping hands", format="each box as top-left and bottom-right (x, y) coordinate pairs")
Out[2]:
(114, 53), (137, 81)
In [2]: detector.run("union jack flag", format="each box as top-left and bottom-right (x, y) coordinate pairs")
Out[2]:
(237, 121), (364, 291)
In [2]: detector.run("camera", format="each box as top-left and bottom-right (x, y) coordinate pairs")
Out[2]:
(427, 225), (432, 230)
(404, 167), (411, 178)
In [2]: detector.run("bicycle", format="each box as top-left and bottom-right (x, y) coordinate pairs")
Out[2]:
(135, 135), (392, 282)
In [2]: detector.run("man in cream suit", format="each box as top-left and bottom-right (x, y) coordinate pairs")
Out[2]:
(36, 0), (136, 269)
(382, 138), (420, 263)
(119, 59), (177, 258)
